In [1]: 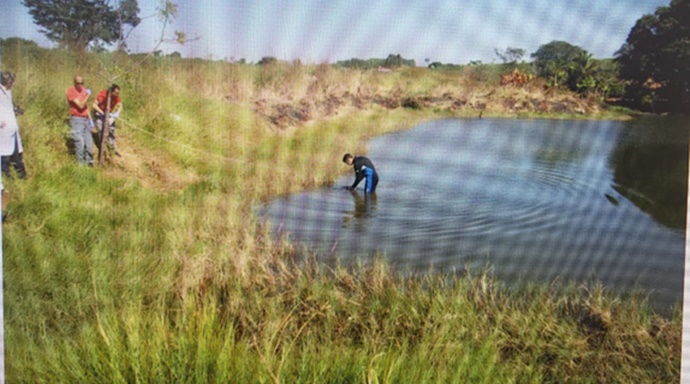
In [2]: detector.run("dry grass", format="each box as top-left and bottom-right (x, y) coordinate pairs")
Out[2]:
(127, 60), (616, 134)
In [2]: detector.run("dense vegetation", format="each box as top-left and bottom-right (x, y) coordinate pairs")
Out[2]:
(615, 0), (690, 113)
(0, 37), (682, 383)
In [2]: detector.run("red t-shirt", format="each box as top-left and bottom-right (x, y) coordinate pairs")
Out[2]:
(96, 90), (122, 113)
(66, 86), (90, 117)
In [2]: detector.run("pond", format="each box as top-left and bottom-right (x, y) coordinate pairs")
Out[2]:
(259, 117), (688, 310)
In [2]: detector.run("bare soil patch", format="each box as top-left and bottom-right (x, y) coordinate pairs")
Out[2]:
(98, 137), (200, 191)
(254, 84), (603, 130)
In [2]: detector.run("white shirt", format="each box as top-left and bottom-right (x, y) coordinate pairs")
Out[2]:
(0, 84), (23, 156)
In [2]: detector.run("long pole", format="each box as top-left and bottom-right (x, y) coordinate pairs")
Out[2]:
(97, 90), (111, 164)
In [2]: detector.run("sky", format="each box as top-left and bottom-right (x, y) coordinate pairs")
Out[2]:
(0, 0), (670, 65)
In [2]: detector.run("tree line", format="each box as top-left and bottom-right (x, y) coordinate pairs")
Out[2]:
(15, 0), (690, 114)
(335, 54), (416, 69)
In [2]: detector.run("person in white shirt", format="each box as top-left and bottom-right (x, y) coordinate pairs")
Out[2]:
(0, 71), (26, 181)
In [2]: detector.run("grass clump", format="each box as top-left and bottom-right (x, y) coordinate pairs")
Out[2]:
(8, 255), (680, 383)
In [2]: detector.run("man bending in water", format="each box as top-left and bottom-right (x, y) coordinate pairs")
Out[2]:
(342, 153), (379, 194)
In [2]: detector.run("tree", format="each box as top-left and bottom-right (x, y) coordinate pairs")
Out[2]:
(531, 41), (587, 82)
(530, 40), (609, 95)
(22, 0), (141, 52)
(567, 51), (597, 94)
(0, 37), (39, 49)
(384, 54), (415, 68)
(335, 55), (414, 70)
(495, 47), (525, 64)
(258, 56), (278, 65)
(616, 0), (690, 113)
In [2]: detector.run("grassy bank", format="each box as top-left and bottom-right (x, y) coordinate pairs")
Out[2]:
(1, 48), (680, 382)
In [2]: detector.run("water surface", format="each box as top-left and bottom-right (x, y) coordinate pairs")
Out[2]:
(260, 118), (688, 309)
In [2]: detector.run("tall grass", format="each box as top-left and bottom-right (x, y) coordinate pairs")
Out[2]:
(1, 46), (679, 383)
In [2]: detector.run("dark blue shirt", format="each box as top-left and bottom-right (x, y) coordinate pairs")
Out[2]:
(350, 156), (377, 189)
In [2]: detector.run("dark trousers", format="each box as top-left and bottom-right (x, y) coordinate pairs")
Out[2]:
(2, 136), (26, 179)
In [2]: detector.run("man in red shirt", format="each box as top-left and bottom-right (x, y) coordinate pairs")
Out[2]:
(92, 84), (123, 157)
(66, 75), (93, 165)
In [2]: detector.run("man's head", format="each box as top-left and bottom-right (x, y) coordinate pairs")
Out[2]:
(1, 71), (16, 89)
(342, 153), (354, 165)
(74, 75), (84, 91)
(109, 84), (120, 97)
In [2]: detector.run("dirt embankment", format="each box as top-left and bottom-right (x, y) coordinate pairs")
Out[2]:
(252, 81), (604, 129)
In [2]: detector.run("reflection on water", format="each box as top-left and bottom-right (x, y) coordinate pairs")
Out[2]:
(259, 118), (688, 310)
(610, 116), (689, 229)
(343, 190), (378, 232)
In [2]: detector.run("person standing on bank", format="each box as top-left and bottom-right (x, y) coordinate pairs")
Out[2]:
(0, 72), (26, 179)
(342, 153), (379, 193)
(92, 84), (123, 157)
(66, 75), (94, 165)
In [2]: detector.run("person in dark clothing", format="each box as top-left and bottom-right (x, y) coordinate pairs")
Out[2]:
(342, 153), (379, 193)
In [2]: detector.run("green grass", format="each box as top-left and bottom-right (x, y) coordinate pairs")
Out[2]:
(0, 45), (680, 383)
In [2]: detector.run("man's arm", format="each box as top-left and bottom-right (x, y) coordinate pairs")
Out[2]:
(92, 99), (104, 115)
(68, 88), (90, 109)
(350, 170), (363, 190)
(72, 97), (88, 109)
